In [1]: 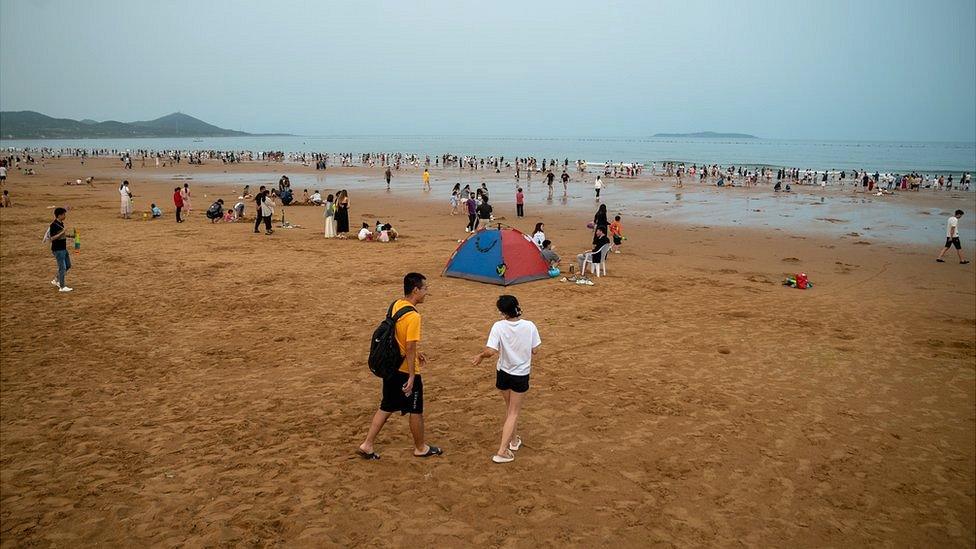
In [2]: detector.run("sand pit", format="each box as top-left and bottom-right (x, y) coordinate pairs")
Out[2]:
(1, 159), (974, 546)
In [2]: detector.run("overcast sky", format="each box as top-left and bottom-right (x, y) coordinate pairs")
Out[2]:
(1, 0), (973, 141)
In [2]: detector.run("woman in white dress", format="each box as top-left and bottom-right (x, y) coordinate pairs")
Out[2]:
(119, 180), (133, 219)
(181, 183), (192, 215)
(324, 193), (337, 238)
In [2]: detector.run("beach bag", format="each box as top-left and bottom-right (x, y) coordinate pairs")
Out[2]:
(368, 302), (416, 379)
(795, 273), (809, 289)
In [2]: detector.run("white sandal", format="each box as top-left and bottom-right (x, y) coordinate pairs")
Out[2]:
(492, 451), (515, 464)
(508, 436), (522, 452)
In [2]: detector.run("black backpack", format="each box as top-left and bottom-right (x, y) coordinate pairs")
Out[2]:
(368, 301), (416, 379)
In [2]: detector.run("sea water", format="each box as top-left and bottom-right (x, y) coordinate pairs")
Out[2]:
(2, 136), (975, 174)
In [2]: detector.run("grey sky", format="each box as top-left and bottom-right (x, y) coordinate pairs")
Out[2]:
(1, 0), (974, 141)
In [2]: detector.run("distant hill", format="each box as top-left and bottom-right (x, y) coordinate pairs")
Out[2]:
(653, 131), (758, 139)
(0, 111), (255, 139)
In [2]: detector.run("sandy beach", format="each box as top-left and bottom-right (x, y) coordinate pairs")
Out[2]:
(1, 158), (974, 547)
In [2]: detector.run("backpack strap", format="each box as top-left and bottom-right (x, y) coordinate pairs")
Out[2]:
(390, 305), (416, 322)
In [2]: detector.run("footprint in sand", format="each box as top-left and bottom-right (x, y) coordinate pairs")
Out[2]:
(782, 257), (801, 263)
(717, 347), (731, 355)
(853, 241), (871, 245)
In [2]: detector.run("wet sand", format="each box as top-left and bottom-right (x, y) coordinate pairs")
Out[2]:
(1, 159), (974, 546)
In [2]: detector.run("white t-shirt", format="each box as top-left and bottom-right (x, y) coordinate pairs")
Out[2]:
(594, 179), (603, 189)
(486, 318), (541, 376)
(0, 166), (7, 177)
(532, 231), (545, 248)
(947, 216), (959, 238)
(358, 227), (371, 240)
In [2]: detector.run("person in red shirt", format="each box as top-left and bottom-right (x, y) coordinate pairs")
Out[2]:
(173, 187), (184, 223)
(515, 187), (524, 217)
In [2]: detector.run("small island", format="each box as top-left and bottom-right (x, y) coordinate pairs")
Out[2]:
(653, 131), (758, 139)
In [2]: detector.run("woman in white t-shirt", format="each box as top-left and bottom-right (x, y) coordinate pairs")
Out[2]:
(471, 295), (542, 464)
(532, 222), (545, 249)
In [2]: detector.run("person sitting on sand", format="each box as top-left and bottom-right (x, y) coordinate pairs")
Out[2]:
(242, 185), (252, 199)
(540, 240), (560, 267)
(532, 222), (545, 248)
(279, 187), (294, 205)
(378, 223), (398, 242)
(301, 189), (311, 204)
(223, 208), (236, 222)
(310, 190), (323, 205)
(206, 199), (225, 223)
(150, 203), (162, 218)
(471, 294), (541, 464)
(358, 222), (374, 241)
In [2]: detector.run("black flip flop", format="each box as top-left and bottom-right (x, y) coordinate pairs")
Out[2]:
(936, 259), (945, 262)
(357, 449), (380, 460)
(415, 445), (443, 458)
(962, 260), (971, 265)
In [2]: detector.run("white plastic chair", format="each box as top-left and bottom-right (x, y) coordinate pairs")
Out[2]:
(581, 243), (611, 277)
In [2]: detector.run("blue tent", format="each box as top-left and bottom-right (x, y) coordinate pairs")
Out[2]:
(443, 227), (551, 285)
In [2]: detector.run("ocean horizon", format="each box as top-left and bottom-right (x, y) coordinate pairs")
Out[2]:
(2, 135), (974, 174)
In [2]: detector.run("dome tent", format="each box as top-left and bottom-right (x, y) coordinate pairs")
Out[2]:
(444, 226), (551, 286)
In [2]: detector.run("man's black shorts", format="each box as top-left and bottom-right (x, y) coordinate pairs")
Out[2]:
(945, 237), (962, 250)
(496, 369), (530, 393)
(612, 235), (622, 245)
(381, 371), (423, 415)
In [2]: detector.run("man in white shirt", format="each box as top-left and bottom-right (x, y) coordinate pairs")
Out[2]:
(310, 190), (322, 205)
(937, 209), (969, 264)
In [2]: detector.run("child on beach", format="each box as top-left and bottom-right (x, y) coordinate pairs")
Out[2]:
(378, 223), (398, 242)
(609, 215), (624, 253)
(150, 203), (162, 218)
(358, 222), (374, 241)
(223, 208), (236, 222)
(516, 187), (525, 217)
(1, 189), (9, 207)
(471, 295), (541, 464)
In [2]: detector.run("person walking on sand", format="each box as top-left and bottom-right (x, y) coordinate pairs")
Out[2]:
(937, 209), (969, 264)
(119, 180), (133, 219)
(47, 207), (73, 292)
(385, 166), (392, 190)
(173, 186), (184, 223)
(594, 175), (603, 200)
(252, 186), (268, 232)
(465, 193), (478, 232)
(471, 295), (541, 464)
(358, 273), (443, 460)
(422, 168), (431, 192)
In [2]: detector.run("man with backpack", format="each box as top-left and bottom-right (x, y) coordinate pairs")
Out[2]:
(358, 273), (443, 460)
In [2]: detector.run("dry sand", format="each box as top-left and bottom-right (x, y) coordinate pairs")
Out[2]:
(1, 158), (974, 547)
